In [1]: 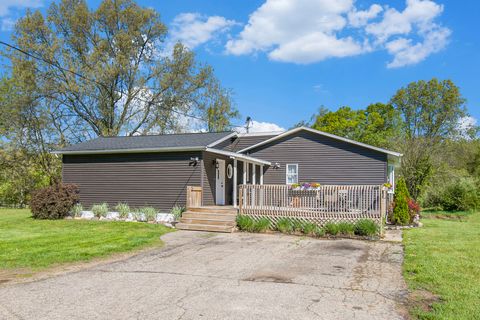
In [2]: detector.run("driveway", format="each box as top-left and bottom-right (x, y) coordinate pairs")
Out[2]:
(0, 231), (407, 319)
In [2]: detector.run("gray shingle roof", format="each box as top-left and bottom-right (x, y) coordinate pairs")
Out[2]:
(55, 131), (234, 154)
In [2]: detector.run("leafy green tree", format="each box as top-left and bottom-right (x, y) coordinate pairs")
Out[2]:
(311, 103), (400, 148)
(2, 0), (237, 137)
(390, 78), (468, 199)
(392, 178), (410, 225)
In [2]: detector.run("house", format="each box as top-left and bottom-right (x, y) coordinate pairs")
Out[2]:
(54, 127), (401, 216)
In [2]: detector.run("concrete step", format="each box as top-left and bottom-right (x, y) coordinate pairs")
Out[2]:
(176, 223), (235, 233)
(180, 217), (236, 226)
(182, 212), (237, 221)
(187, 207), (238, 215)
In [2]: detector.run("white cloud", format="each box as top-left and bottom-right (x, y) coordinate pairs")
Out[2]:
(0, 0), (43, 31)
(0, 0), (43, 17)
(225, 0), (450, 67)
(166, 13), (238, 52)
(385, 26), (450, 68)
(235, 120), (285, 133)
(348, 4), (383, 27)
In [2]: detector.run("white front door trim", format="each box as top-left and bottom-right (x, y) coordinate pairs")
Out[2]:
(215, 159), (226, 205)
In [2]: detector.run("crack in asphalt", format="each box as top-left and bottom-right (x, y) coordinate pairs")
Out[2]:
(90, 268), (401, 303)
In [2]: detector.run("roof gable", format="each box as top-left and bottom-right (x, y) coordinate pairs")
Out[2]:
(238, 127), (402, 157)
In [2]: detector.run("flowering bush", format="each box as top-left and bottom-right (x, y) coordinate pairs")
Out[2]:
(407, 198), (421, 222)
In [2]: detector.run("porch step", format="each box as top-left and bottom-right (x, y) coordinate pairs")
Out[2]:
(180, 217), (236, 226)
(182, 212), (237, 221)
(187, 206), (238, 215)
(177, 207), (238, 233)
(176, 223), (235, 233)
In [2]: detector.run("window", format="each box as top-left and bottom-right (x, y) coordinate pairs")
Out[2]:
(286, 164), (298, 184)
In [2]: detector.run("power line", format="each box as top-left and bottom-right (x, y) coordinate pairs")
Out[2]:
(0, 40), (246, 130)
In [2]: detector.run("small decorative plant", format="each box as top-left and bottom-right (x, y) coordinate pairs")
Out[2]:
(92, 203), (109, 218)
(252, 218), (271, 233)
(324, 222), (339, 236)
(290, 183), (300, 189)
(237, 215), (255, 231)
(141, 207), (157, 222)
(115, 203), (130, 219)
(71, 203), (83, 217)
(171, 206), (185, 221)
(276, 218), (294, 234)
(311, 182), (321, 189)
(301, 222), (317, 235)
(354, 219), (379, 236)
(337, 222), (355, 236)
(383, 182), (392, 189)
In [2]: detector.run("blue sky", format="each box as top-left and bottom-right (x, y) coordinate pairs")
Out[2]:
(0, 0), (478, 132)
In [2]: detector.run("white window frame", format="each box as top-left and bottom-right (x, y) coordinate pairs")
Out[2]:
(387, 164), (395, 193)
(286, 164), (299, 185)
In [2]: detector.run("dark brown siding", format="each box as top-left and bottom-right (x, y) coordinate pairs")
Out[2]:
(224, 135), (277, 152)
(62, 152), (202, 212)
(247, 131), (387, 185)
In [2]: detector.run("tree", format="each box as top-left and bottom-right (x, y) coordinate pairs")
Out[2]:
(392, 178), (410, 225)
(390, 78), (468, 199)
(2, 0), (237, 138)
(311, 103), (400, 148)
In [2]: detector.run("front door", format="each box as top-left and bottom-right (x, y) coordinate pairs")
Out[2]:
(215, 159), (226, 205)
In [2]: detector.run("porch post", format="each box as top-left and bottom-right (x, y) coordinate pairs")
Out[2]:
(243, 161), (247, 184)
(252, 164), (256, 185)
(233, 159), (238, 208)
(260, 165), (264, 185)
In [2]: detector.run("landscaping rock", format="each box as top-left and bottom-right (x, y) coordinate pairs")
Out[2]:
(106, 212), (120, 220)
(155, 213), (174, 224)
(80, 211), (94, 219)
(65, 216), (73, 220)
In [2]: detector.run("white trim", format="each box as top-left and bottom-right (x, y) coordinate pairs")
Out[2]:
(260, 165), (264, 185)
(215, 159), (226, 205)
(206, 132), (238, 148)
(52, 146), (205, 155)
(252, 164), (256, 185)
(233, 159), (238, 208)
(286, 163), (299, 185)
(238, 126), (403, 157)
(243, 161), (247, 184)
(205, 147), (271, 166)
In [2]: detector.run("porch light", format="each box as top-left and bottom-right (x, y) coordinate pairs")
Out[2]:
(213, 159), (219, 169)
(189, 157), (199, 166)
(273, 162), (281, 169)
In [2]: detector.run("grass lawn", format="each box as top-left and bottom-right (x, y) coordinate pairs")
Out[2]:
(403, 210), (480, 319)
(0, 208), (172, 272)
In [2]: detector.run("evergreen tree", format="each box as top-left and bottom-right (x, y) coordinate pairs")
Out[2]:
(392, 178), (410, 225)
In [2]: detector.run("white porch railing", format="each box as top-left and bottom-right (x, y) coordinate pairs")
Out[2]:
(239, 184), (388, 225)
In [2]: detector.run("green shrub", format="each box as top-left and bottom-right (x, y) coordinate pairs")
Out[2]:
(141, 207), (157, 222)
(438, 178), (479, 211)
(276, 218), (294, 234)
(30, 184), (79, 219)
(337, 222), (355, 236)
(354, 219), (379, 236)
(115, 203), (130, 219)
(92, 203), (109, 218)
(324, 222), (339, 236)
(302, 222), (317, 235)
(71, 203), (83, 217)
(291, 219), (304, 233)
(314, 226), (325, 237)
(236, 215), (255, 231)
(392, 178), (410, 225)
(252, 218), (271, 233)
(171, 206), (185, 221)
